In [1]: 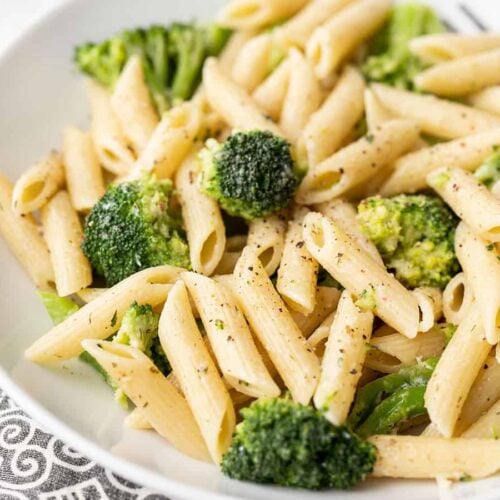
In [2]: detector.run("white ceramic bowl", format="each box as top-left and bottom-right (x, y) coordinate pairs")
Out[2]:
(0, 1), (499, 499)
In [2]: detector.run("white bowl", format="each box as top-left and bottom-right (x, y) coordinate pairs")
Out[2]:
(0, 1), (499, 499)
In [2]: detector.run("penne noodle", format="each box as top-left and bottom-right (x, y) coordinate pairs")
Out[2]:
(76, 287), (108, 303)
(233, 247), (321, 404)
(110, 56), (159, 154)
(176, 153), (226, 276)
(468, 85), (500, 116)
(428, 167), (500, 244)
(218, 0), (309, 30)
(303, 212), (420, 338)
(0, 173), (55, 290)
(411, 287), (443, 333)
(11, 151), (64, 215)
(85, 79), (135, 176)
(421, 423), (442, 438)
(247, 214), (287, 276)
(454, 222), (500, 344)
(369, 435), (500, 480)
(214, 235), (247, 276)
(296, 119), (419, 204)
(313, 290), (374, 425)
(306, 0), (391, 79)
(82, 340), (209, 461)
(380, 127), (500, 195)
(425, 305), (491, 437)
(372, 83), (500, 140)
(158, 281), (235, 463)
(442, 272), (473, 325)
(461, 399), (500, 439)
(182, 272), (280, 398)
(276, 207), (319, 315)
(62, 126), (105, 212)
(410, 33), (500, 64)
(41, 191), (92, 297)
(416, 48), (500, 97)
(25, 266), (181, 363)
(299, 65), (365, 166)
(124, 408), (152, 430)
(218, 31), (256, 72)
(364, 87), (394, 130)
(306, 311), (335, 350)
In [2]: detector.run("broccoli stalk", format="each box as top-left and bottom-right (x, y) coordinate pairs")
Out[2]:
(82, 175), (190, 286)
(38, 291), (80, 325)
(221, 397), (376, 490)
(363, 2), (444, 89)
(474, 148), (500, 189)
(199, 131), (299, 220)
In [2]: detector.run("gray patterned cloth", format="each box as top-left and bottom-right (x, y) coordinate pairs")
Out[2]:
(0, 390), (168, 499)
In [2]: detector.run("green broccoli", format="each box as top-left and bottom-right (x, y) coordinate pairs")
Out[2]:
(221, 397), (376, 490)
(75, 23), (231, 113)
(357, 194), (460, 289)
(199, 131), (299, 220)
(38, 291), (80, 325)
(474, 148), (500, 189)
(82, 175), (190, 287)
(363, 2), (444, 89)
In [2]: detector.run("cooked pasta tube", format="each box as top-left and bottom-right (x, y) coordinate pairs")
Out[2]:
(425, 305), (491, 437)
(110, 56), (158, 154)
(306, 311), (335, 350)
(416, 48), (500, 97)
(214, 235), (247, 275)
(454, 222), (500, 345)
(372, 84), (500, 140)
(364, 349), (402, 374)
(0, 173), (54, 290)
(41, 191), (92, 297)
(203, 58), (283, 137)
(296, 119), (419, 204)
(421, 423), (442, 438)
(364, 87), (394, 130)
(76, 287), (108, 304)
(410, 33), (500, 64)
(369, 435), (500, 480)
(218, 31), (256, 72)
(461, 399), (500, 439)
(428, 167), (500, 244)
(85, 79), (135, 176)
(380, 127), (500, 195)
(247, 214), (287, 276)
(125, 102), (201, 181)
(468, 85), (500, 116)
(62, 126), (105, 212)
(182, 272), (279, 398)
(315, 199), (384, 266)
(176, 153), (225, 276)
(456, 355), (500, 435)
(303, 212), (420, 338)
(314, 290), (374, 425)
(159, 281), (235, 463)
(124, 408), (152, 430)
(25, 266), (181, 363)
(233, 248), (321, 404)
(299, 65), (365, 166)
(280, 49), (322, 143)
(411, 287), (442, 333)
(218, 0), (309, 30)
(306, 0), (391, 79)
(291, 286), (341, 337)
(11, 151), (64, 215)
(442, 273), (473, 325)
(276, 208), (319, 315)
(82, 340), (209, 461)
(276, 0), (355, 49)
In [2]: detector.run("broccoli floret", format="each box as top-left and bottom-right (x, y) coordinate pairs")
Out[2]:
(475, 148), (500, 189)
(75, 23), (231, 113)
(357, 194), (460, 289)
(199, 131), (299, 220)
(363, 2), (444, 89)
(221, 397), (376, 490)
(82, 175), (190, 286)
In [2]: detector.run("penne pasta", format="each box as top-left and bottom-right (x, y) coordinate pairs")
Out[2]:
(442, 272), (473, 325)
(313, 290), (374, 425)
(306, 311), (335, 350)
(158, 280), (235, 463)
(41, 191), (92, 297)
(372, 83), (500, 140)
(0, 173), (55, 290)
(468, 85), (500, 116)
(233, 247), (321, 404)
(364, 87), (394, 130)
(425, 305), (491, 437)
(82, 340), (209, 461)
(306, 0), (391, 79)
(214, 235), (247, 276)
(62, 126), (105, 212)
(25, 266), (181, 363)
(124, 408), (152, 430)
(76, 287), (108, 303)
(461, 399), (500, 439)
(454, 222), (500, 344)
(182, 272), (280, 398)
(11, 151), (64, 215)
(303, 212), (420, 338)
(296, 119), (419, 204)
(411, 287), (443, 333)
(218, 31), (256, 72)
